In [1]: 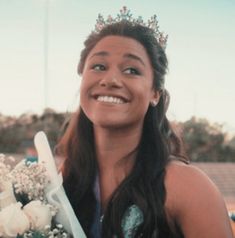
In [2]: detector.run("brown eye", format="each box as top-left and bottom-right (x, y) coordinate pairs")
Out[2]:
(92, 64), (106, 71)
(123, 67), (140, 75)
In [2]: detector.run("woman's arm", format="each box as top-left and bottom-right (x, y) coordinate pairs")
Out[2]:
(165, 162), (234, 238)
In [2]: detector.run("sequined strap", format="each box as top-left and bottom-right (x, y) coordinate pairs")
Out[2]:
(121, 204), (144, 238)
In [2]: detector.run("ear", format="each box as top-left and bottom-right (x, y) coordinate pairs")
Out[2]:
(150, 90), (161, 107)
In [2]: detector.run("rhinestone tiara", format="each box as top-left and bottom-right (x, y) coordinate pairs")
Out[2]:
(94, 6), (168, 49)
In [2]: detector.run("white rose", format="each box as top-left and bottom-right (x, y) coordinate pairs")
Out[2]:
(0, 202), (30, 237)
(23, 200), (52, 231)
(0, 181), (17, 209)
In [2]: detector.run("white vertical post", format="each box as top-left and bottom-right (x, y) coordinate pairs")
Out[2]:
(43, 0), (49, 109)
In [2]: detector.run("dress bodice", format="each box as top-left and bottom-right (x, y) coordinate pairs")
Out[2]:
(90, 175), (183, 238)
(120, 204), (144, 238)
(90, 176), (144, 238)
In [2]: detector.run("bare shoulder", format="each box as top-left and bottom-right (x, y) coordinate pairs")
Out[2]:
(165, 161), (222, 212)
(164, 161), (233, 238)
(165, 161), (219, 195)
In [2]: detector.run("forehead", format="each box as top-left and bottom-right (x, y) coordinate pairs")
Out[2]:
(87, 36), (151, 64)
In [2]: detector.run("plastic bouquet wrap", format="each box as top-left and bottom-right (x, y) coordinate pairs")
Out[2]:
(0, 132), (86, 238)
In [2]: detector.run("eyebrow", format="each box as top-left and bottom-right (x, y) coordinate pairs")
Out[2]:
(123, 53), (145, 66)
(89, 51), (109, 59)
(89, 51), (145, 66)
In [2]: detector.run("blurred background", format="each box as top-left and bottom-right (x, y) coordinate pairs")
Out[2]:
(0, 0), (235, 230)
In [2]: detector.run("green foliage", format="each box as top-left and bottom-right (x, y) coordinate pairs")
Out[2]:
(0, 108), (70, 153)
(17, 231), (46, 238)
(181, 117), (235, 162)
(0, 111), (234, 162)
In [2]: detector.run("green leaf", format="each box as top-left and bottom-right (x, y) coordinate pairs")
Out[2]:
(31, 231), (46, 238)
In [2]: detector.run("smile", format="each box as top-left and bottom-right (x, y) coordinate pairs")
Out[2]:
(96, 96), (125, 104)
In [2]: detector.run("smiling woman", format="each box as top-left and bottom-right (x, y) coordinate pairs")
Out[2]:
(80, 36), (159, 130)
(56, 7), (233, 238)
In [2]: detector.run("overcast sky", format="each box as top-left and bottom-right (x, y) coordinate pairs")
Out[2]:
(0, 0), (235, 133)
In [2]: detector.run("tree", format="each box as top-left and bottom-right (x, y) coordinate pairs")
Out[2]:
(181, 117), (235, 162)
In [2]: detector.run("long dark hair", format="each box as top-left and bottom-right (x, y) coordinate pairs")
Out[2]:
(57, 21), (187, 237)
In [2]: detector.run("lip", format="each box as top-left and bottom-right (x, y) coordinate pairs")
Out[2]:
(91, 92), (130, 103)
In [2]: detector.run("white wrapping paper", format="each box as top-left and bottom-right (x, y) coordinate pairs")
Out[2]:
(34, 131), (86, 238)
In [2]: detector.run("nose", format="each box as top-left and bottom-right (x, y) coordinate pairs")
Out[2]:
(99, 73), (123, 89)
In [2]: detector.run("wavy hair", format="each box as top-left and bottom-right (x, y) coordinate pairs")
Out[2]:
(57, 21), (187, 237)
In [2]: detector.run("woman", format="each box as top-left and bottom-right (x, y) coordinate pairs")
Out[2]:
(57, 7), (233, 238)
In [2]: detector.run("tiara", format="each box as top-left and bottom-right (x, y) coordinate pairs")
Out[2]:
(94, 6), (168, 49)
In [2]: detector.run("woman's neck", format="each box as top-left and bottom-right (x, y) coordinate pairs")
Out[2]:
(94, 125), (142, 174)
(94, 124), (142, 211)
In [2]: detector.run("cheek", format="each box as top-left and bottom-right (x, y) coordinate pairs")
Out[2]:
(134, 87), (154, 113)
(80, 73), (91, 97)
(137, 99), (151, 116)
(134, 83), (153, 103)
(79, 82), (86, 103)
(79, 79), (91, 111)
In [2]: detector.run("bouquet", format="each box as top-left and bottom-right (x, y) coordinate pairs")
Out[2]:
(0, 132), (86, 238)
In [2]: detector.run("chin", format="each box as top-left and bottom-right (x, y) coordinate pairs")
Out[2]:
(93, 119), (128, 129)
(93, 117), (144, 131)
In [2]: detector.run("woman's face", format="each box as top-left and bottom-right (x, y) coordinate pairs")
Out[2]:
(80, 35), (160, 129)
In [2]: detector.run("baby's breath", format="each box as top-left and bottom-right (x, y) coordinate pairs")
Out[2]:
(22, 224), (71, 238)
(11, 161), (50, 201)
(0, 154), (14, 190)
(0, 154), (73, 237)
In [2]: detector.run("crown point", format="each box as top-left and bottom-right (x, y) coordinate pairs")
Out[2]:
(94, 7), (168, 49)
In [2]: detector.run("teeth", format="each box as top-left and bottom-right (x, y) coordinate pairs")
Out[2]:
(97, 96), (125, 104)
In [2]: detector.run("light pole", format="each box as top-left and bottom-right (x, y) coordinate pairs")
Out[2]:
(43, 0), (49, 110)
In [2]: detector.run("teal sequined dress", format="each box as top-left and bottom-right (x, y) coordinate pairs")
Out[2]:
(90, 176), (144, 238)
(90, 176), (184, 238)
(120, 204), (144, 238)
